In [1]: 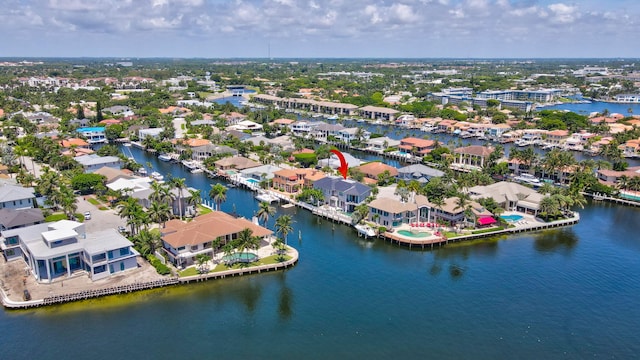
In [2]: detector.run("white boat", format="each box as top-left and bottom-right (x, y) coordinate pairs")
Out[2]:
(327, 115), (339, 120)
(150, 172), (164, 181)
(158, 154), (172, 162)
(255, 191), (279, 203)
(514, 173), (541, 186)
(357, 118), (366, 123)
(181, 160), (197, 170)
(123, 143), (132, 147)
(138, 168), (148, 176)
(190, 168), (203, 174)
(515, 139), (532, 147)
(355, 224), (377, 238)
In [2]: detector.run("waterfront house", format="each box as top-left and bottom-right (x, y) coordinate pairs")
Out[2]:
(272, 168), (326, 193)
(399, 137), (436, 156)
(486, 124), (511, 140)
(0, 184), (36, 210)
(366, 136), (401, 153)
(623, 139), (640, 158)
(337, 127), (370, 144)
(6, 221), (138, 282)
(239, 164), (283, 185)
(245, 135), (295, 151)
(75, 154), (122, 173)
(451, 145), (494, 172)
(318, 152), (362, 169)
(396, 164), (444, 183)
(564, 131), (595, 151)
(138, 127), (164, 140)
(395, 114), (416, 128)
(290, 120), (320, 137)
(173, 138), (238, 161)
(428, 197), (493, 227)
(161, 211), (272, 268)
(358, 105), (399, 122)
(545, 130), (570, 147)
(367, 195), (430, 228)
(352, 162), (398, 184)
(93, 166), (134, 184)
(596, 166), (640, 186)
(468, 181), (546, 215)
(313, 123), (345, 141)
(271, 118), (295, 130)
(435, 119), (458, 133)
(214, 156), (261, 172)
(0, 208), (45, 261)
(76, 126), (107, 144)
(313, 176), (371, 213)
(130, 185), (197, 217)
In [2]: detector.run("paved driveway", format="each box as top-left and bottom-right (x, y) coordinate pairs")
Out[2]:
(76, 196), (127, 233)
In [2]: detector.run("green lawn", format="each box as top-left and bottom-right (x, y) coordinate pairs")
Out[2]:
(210, 254), (293, 273)
(179, 267), (200, 277)
(45, 213), (68, 222)
(196, 205), (212, 215)
(87, 198), (100, 205)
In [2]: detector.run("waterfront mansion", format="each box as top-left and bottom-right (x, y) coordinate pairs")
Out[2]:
(2, 220), (139, 282)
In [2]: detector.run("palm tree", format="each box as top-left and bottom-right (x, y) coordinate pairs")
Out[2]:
(352, 203), (370, 224)
(118, 197), (145, 235)
(275, 215), (294, 246)
(235, 228), (260, 258)
(195, 253), (211, 273)
(186, 189), (202, 217)
(133, 229), (163, 256)
(148, 201), (172, 228)
(171, 177), (187, 220)
(209, 183), (227, 211)
(150, 181), (171, 204)
(256, 201), (276, 226)
(430, 197), (446, 224)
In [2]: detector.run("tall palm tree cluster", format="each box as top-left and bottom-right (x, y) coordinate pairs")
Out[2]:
(35, 166), (78, 220)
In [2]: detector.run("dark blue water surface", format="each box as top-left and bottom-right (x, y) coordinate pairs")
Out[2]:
(1, 147), (640, 359)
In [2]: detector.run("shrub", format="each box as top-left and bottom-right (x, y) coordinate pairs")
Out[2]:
(146, 255), (171, 275)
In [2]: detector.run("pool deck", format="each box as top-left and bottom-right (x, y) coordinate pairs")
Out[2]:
(383, 224), (446, 248)
(380, 212), (581, 249)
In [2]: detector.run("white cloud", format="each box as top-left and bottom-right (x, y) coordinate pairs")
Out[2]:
(548, 3), (578, 24)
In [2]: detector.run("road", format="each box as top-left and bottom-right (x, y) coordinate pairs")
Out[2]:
(76, 196), (127, 233)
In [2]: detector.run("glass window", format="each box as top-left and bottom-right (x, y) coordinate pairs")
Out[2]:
(120, 248), (129, 256)
(94, 265), (106, 274)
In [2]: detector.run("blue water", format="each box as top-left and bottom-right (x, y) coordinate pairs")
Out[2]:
(501, 214), (524, 222)
(246, 178), (259, 184)
(539, 99), (640, 115)
(2, 147), (640, 359)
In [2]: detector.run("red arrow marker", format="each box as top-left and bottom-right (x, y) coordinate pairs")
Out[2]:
(330, 149), (348, 179)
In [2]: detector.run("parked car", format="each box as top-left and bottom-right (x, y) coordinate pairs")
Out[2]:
(83, 211), (91, 220)
(117, 226), (127, 233)
(23, 289), (31, 301)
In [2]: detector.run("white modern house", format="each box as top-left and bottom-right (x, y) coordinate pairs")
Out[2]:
(76, 127), (107, 144)
(0, 184), (37, 210)
(4, 220), (138, 282)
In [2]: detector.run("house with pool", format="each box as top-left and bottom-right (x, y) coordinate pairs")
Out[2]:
(367, 195), (431, 228)
(427, 197), (493, 228)
(4, 220), (138, 282)
(313, 176), (371, 213)
(161, 211), (272, 268)
(467, 181), (546, 216)
(76, 126), (107, 144)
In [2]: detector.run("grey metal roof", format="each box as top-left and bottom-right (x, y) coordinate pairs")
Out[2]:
(314, 176), (371, 196)
(74, 154), (121, 166)
(0, 184), (35, 203)
(0, 208), (44, 230)
(397, 164), (445, 178)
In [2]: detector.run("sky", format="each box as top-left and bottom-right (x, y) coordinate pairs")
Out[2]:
(1, 0), (639, 58)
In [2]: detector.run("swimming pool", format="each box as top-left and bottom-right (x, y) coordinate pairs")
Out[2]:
(397, 230), (430, 238)
(246, 178), (260, 184)
(500, 214), (524, 222)
(222, 252), (258, 264)
(620, 192), (640, 202)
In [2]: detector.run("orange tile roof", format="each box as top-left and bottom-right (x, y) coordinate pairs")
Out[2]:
(60, 138), (89, 147)
(400, 137), (435, 148)
(172, 138), (211, 147)
(163, 211), (272, 248)
(454, 145), (494, 157)
(355, 162), (399, 177)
